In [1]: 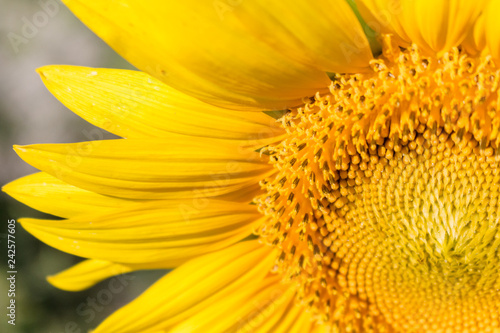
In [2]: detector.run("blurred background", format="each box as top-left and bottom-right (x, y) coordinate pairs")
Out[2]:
(0, 0), (165, 332)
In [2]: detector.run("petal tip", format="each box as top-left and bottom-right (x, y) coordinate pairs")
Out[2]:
(1, 182), (14, 195)
(13, 145), (28, 156)
(36, 65), (65, 81)
(46, 275), (56, 284)
(46, 275), (71, 291)
(36, 67), (49, 81)
(46, 275), (81, 292)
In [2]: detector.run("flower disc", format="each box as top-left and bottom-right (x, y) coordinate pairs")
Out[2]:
(256, 39), (500, 332)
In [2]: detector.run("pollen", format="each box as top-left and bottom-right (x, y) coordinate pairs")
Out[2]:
(255, 37), (500, 332)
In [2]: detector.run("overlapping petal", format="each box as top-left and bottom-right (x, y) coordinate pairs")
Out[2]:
(13, 138), (272, 200)
(357, 0), (489, 54)
(463, 14), (487, 56)
(485, 0), (500, 62)
(61, 0), (373, 110)
(20, 199), (262, 266)
(47, 259), (137, 291)
(2, 172), (138, 218)
(227, 0), (373, 73)
(92, 241), (279, 332)
(38, 66), (284, 140)
(173, 284), (328, 333)
(354, 0), (410, 46)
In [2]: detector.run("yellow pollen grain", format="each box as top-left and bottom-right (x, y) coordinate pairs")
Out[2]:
(255, 37), (500, 332)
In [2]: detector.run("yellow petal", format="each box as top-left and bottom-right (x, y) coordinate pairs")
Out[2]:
(169, 277), (327, 333)
(47, 259), (136, 291)
(463, 13), (487, 56)
(93, 241), (276, 333)
(358, 0), (488, 54)
(62, 0), (331, 111)
(38, 65), (284, 140)
(253, 303), (322, 333)
(405, 0), (487, 54)
(14, 138), (272, 200)
(168, 276), (288, 333)
(240, 296), (297, 333)
(251, 303), (305, 333)
(486, 0), (500, 62)
(227, 0), (373, 73)
(20, 199), (261, 265)
(2, 172), (138, 218)
(355, 0), (410, 45)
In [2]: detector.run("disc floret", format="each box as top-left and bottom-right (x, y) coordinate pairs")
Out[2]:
(256, 38), (500, 332)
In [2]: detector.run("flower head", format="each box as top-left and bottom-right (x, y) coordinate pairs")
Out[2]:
(5, 0), (500, 332)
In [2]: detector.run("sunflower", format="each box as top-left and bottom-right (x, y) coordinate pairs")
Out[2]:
(5, 0), (500, 331)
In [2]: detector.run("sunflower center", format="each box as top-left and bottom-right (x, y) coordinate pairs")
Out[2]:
(256, 38), (500, 332)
